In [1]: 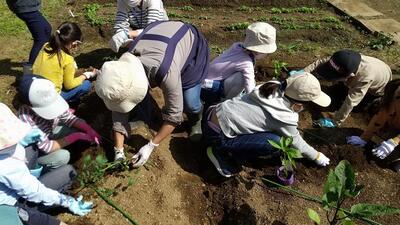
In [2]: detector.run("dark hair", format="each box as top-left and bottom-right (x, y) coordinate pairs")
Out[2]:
(381, 79), (400, 109)
(44, 22), (82, 66)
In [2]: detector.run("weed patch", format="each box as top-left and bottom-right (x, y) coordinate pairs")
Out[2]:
(83, 3), (106, 27)
(368, 32), (394, 50)
(225, 22), (250, 31)
(271, 7), (317, 14)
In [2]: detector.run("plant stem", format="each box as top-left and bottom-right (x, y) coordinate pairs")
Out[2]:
(261, 178), (381, 225)
(94, 188), (139, 225)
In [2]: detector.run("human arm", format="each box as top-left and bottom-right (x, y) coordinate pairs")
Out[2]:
(360, 109), (387, 141)
(238, 61), (256, 93)
(303, 57), (330, 77)
(63, 60), (86, 90)
(334, 80), (372, 125)
(114, 0), (132, 34)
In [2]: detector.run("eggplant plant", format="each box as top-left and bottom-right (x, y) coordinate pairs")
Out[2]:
(272, 60), (289, 78)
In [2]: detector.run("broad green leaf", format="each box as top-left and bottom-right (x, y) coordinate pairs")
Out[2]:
(306, 208), (320, 224)
(322, 171), (340, 207)
(280, 137), (285, 148)
(349, 185), (364, 198)
(335, 160), (355, 195)
(268, 140), (282, 150)
(342, 220), (357, 225)
(288, 148), (303, 158)
(285, 136), (293, 147)
(350, 204), (400, 217)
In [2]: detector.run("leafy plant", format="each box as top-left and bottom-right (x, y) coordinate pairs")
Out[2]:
(271, 7), (317, 14)
(179, 6), (194, 11)
(262, 160), (400, 225)
(268, 137), (302, 176)
(83, 3), (105, 27)
(225, 22), (250, 31)
(322, 16), (341, 24)
(368, 32), (394, 50)
(271, 60), (289, 78)
(238, 5), (251, 12)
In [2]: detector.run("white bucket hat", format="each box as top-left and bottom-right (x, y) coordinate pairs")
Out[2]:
(285, 72), (331, 107)
(243, 22), (277, 54)
(0, 103), (31, 150)
(96, 52), (149, 113)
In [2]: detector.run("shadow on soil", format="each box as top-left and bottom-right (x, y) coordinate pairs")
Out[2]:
(0, 59), (22, 77)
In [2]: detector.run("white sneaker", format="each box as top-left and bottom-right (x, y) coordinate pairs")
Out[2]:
(114, 148), (126, 161)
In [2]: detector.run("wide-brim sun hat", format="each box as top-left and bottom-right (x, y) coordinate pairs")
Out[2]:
(243, 22), (277, 54)
(19, 75), (69, 120)
(96, 52), (149, 113)
(285, 72), (331, 107)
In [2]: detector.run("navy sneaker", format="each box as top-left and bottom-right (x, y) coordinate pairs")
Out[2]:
(207, 147), (240, 177)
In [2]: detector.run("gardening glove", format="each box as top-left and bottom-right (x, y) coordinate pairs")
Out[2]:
(314, 118), (336, 128)
(346, 136), (367, 147)
(19, 128), (45, 147)
(289, 69), (305, 76)
(109, 31), (129, 53)
(74, 120), (101, 145)
(64, 132), (94, 145)
(83, 69), (100, 79)
(314, 152), (330, 166)
(60, 195), (93, 216)
(131, 140), (159, 168)
(372, 139), (398, 159)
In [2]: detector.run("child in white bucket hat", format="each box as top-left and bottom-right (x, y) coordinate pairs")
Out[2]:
(202, 22), (277, 107)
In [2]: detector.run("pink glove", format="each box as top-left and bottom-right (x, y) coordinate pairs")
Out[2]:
(74, 120), (100, 145)
(64, 132), (93, 145)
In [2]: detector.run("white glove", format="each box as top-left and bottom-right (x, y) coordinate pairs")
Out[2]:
(60, 195), (93, 216)
(132, 140), (159, 168)
(372, 139), (397, 159)
(83, 69), (100, 79)
(314, 152), (330, 166)
(109, 31), (129, 53)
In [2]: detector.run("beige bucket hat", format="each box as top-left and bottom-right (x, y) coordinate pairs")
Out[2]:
(96, 52), (149, 113)
(243, 22), (277, 54)
(285, 72), (331, 107)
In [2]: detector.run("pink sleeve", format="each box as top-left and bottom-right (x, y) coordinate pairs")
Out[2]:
(237, 61), (256, 93)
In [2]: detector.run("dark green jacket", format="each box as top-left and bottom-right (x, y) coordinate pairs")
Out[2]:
(6, 0), (41, 13)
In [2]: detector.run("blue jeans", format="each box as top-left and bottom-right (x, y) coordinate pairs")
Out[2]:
(183, 83), (202, 114)
(15, 11), (51, 65)
(61, 80), (91, 103)
(201, 80), (224, 109)
(202, 111), (281, 160)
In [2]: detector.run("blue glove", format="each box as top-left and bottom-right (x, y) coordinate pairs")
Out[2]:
(372, 139), (397, 159)
(19, 128), (45, 147)
(289, 69), (305, 76)
(316, 118), (336, 128)
(61, 195), (93, 216)
(346, 136), (367, 147)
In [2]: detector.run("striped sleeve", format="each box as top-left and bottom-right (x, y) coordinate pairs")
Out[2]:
(18, 106), (54, 153)
(58, 110), (78, 127)
(114, 0), (131, 34)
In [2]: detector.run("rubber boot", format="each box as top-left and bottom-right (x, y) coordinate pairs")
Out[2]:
(188, 112), (203, 142)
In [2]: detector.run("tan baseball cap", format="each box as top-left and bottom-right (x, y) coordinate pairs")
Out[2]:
(285, 72), (331, 107)
(96, 52), (149, 113)
(243, 22), (277, 54)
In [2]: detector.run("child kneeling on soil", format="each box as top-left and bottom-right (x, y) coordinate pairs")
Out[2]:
(304, 49), (392, 127)
(201, 22), (277, 108)
(347, 79), (400, 171)
(203, 72), (331, 177)
(33, 22), (98, 103)
(17, 75), (100, 169)
(0, 102), (93, 225)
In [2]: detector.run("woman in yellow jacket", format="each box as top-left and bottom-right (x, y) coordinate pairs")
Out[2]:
(33, 22), (97, 103)
(347, 79), (400, 171)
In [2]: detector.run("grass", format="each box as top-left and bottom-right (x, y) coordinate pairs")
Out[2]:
(179, 6), (194, 11)
(0, 4), (29, 36)
(83, 3), (106, 27)
(271, 7), (317, 14)
(225, 22), (250, 31)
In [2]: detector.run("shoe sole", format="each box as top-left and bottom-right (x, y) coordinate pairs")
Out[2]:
(207, 147), (232, 178)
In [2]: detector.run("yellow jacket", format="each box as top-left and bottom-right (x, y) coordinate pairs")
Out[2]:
(33, 43), (82, 93)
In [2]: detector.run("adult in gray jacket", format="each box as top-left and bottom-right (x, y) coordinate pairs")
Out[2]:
(304, 49), (392, 126)
(6, 0), (51, 73)
(96, 21), (209, 165)
(203, 72), (331, 177)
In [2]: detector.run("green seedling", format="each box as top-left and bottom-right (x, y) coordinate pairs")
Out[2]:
(179, 6), (194, 11)
(271, 7), (317, 14)
(322, 16), (341, 24)
(368, 32), (394, 50)
(256, 16), (268, 22)
(210, 45), (224, 55)
(238, 5), (251, 12)
(272, 60), (288, 78)
(263, 160), (400, 225)
(83, 3), (105, 27)
(268, 137), (302, 176)
(225, 22), (250, 31)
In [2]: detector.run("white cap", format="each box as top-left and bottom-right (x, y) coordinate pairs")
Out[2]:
(19, 75), (69, 120)
(285, 72), (331, 107)
(96, 52), (149, 113)
(243, 22), (277, 54)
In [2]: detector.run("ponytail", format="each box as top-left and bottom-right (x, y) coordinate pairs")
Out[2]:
(44, 22), (82, 66)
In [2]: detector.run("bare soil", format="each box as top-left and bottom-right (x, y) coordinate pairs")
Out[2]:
(1, 0), (400, 225)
